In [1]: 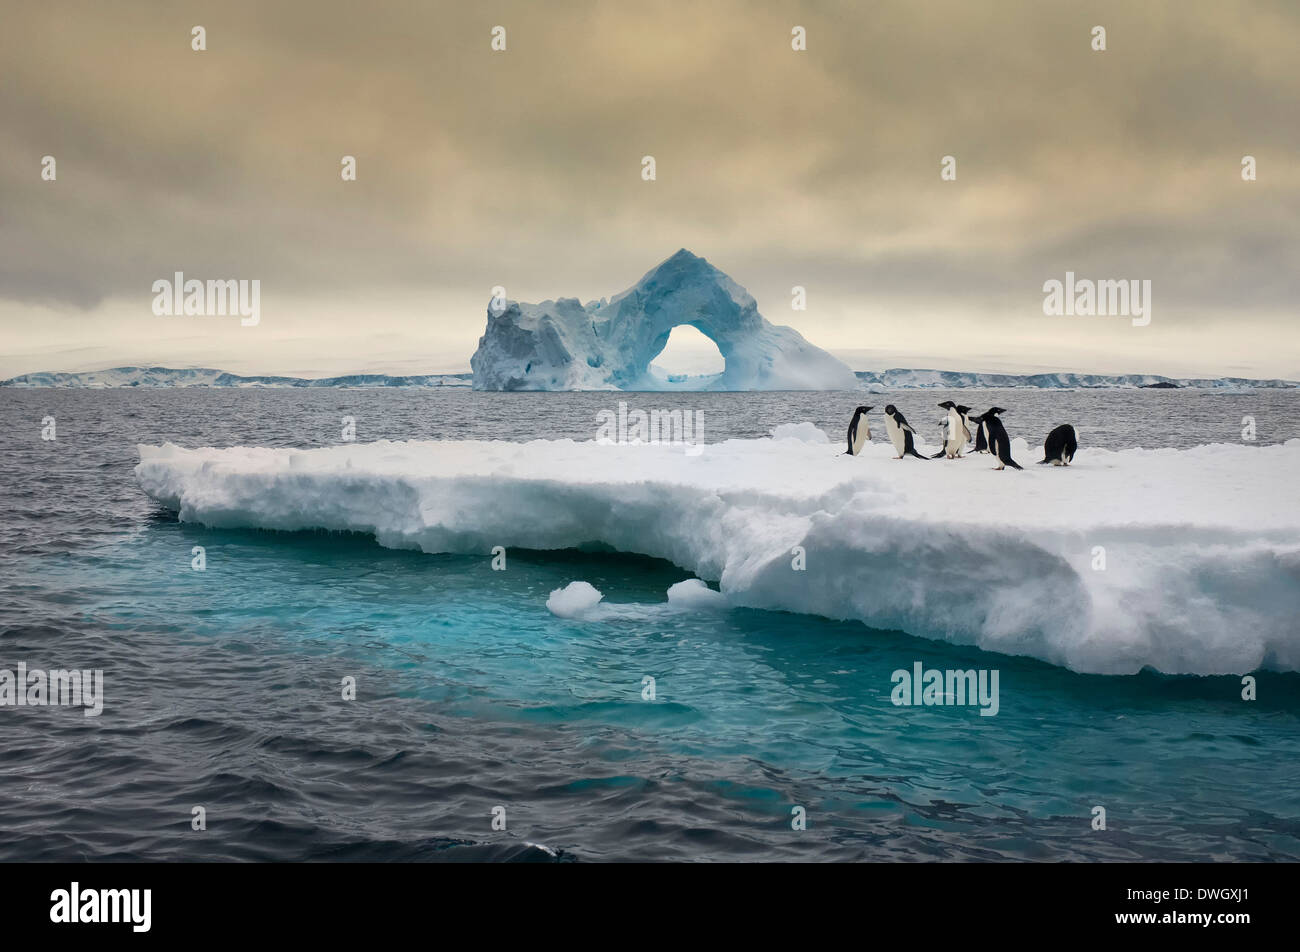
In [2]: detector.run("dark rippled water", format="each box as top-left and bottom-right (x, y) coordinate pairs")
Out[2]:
(1, 387), (1298, 862)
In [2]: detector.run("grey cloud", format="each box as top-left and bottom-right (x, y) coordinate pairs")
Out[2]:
(0, 0), (1295, 373)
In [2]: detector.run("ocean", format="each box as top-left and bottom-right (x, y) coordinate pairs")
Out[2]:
(1, 386), (1298, 861)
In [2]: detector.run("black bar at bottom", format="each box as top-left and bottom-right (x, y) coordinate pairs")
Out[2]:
(0, 861), (1276, 939)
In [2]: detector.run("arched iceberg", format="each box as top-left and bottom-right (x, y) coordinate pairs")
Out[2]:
(469, 249), (859, 391)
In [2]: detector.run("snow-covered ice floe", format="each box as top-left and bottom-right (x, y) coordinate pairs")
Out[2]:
(135, 432), (1300, 676)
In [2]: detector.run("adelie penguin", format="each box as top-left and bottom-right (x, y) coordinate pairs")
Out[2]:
(957, 405), (974, 444)
(883, 405), (928, 460)
(845, 405), (873, 456)
(973, 412), (989, 453)
(1039, 423), (1078, 466)
(970, 407), (1021, 470)
(931, 401), (971, 459)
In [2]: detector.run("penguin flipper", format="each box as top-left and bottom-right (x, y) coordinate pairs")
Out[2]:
(930, 449), (948, 459)
(1006, 458), (1023, 470)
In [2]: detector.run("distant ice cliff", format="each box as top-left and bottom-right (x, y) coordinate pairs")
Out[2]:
(854, 369), (1297, 390)
(6, 364), (1294, 390)
(1, 368), (473, 388)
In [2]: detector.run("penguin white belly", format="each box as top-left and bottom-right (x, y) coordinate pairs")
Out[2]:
(885, 417), (907, 456)
(944, 409), (963, 455)
(852, 422), (871, 455)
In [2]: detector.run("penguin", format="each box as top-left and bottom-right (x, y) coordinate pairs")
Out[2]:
(845, 405), (873, 456)
(970, 407), (1021, 470)
(1038, 423), (1078, 466)
(931, 401), (969, 459)
(931, 404), (951, 458)
(956, 405), (974, 444)
(973, 414), (989, 453)
(883, 405), (928, 460)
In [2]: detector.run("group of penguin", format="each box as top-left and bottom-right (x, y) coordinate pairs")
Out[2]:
(845, 402), (1078, 470)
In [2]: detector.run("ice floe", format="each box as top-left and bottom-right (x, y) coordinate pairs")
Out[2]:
(136, 433), (1300, 675)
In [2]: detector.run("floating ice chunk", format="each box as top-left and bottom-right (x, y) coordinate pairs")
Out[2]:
(546, 581), (604, 618)
(547, 578), (727, 620)
(666, 579), (729, 610)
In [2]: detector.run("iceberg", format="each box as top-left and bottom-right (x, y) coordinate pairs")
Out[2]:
(469, 249), (859, 391)
(135, 433), (1300, 677)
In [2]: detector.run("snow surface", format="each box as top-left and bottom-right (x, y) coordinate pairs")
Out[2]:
(469, 249), (859, 391)
(135, 433), (1300, 676)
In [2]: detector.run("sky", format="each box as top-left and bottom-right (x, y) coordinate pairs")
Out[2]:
(2, 0), (1297, 380)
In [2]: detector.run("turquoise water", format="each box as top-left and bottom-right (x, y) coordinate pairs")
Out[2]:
(2, 388), (1299, 861)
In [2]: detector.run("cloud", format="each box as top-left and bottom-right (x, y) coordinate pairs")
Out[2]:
(1, 0), (1296, 376)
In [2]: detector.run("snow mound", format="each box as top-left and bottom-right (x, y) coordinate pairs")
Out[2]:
(770, 422), (831, 443)
(469, 249), (858, 391)
(135, 436), (1300, 675)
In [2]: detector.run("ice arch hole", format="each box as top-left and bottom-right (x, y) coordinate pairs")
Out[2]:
(648, 324), (725, 380)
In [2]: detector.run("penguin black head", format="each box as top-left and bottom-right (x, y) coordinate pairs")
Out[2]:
(985, 407), (1007, 416)
(937, 400), (955, 410)
(884, 404), (897, 416)
(956, 404), (971, 415)
(854, 405), (872, 415)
